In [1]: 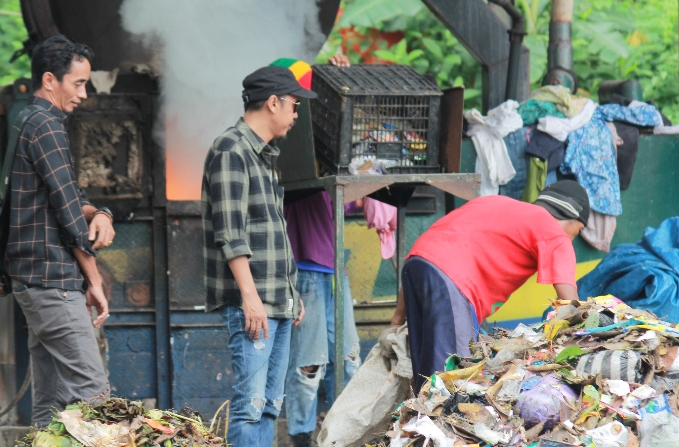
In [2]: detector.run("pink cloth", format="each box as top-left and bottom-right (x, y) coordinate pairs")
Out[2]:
(363, 197), (397, 259)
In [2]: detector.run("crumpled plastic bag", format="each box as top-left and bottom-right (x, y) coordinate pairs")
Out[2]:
(58, 409), (131, 447)
(318, 324), (412, 447)
(639, 410), (679, 447)
(575, 349), (643, 382)
(515, 374), (577, 429)
(390, 415), (455, 447)
(586, 421), (629, 447)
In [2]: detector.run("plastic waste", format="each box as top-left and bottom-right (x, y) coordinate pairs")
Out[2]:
(639, 410), (679, 447)
(575, 349), (643, 382)
(515, 375), (578, 429)
(585, 421), (629, 447)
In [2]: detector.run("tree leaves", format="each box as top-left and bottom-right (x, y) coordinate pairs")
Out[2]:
(555, 346), (589, 364)
(338, 0), (424, 28)
(0, 0), (31, 85)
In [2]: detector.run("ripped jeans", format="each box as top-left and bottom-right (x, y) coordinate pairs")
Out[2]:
(222, 305), (291, 447)
(285, 271), (361, 436)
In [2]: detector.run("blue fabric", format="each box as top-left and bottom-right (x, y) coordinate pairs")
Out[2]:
(578, 217), (679, 323)
(402, 256), (480, 392)
(545, 169), (557, 186)
(561, 104), (660, 216)
(285, 270), (360, 436)
(221, 306), (292, 447)
(499, 127), (532, 200)
(296, 260), (334, 274)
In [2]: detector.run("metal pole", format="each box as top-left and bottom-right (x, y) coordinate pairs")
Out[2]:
(396, 202), (407, 296)
(543, 0), (577, 90)
(487, 0), (526, 101)
(332, 185), (346, 398)
(153, 207), (172, 409)
(547, 0), (574, 70)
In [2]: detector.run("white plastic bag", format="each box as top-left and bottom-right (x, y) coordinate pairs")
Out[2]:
(318, 325), (412, 447)
(639, 410), (679, 447)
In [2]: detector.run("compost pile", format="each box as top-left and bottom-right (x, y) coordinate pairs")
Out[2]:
(382, 296), (679, 447)
(21, 398), (225, 447)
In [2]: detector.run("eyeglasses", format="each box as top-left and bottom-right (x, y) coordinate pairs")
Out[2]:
(278, 96), (300, 113)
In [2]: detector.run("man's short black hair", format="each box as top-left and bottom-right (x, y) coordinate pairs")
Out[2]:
(244, 98), (267, 112)
(31, 34), (94, 90)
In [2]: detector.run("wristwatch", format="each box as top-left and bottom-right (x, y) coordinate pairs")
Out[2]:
(95, 206), (114, 222)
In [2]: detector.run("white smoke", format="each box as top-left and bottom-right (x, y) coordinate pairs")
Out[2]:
(119, 0), (326, 200)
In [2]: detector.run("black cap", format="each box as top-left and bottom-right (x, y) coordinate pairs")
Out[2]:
(534, 180), (590, 226)
(242, 66), (317, 103)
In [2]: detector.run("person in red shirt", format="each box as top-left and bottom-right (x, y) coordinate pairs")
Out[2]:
(390, 180), (589, 390)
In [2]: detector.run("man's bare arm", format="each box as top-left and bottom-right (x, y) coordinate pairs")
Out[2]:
(554, 283), (579, 301)
(73, 248), (108, 328)
(228, 256), (269, 341)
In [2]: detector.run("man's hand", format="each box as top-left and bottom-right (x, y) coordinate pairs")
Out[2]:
(328, 54), (350, 67)
(243, 293), (269, 341)
(89, 213), (116, 250)
(293, 299), (305, 326)
(86, 285), (109, 329)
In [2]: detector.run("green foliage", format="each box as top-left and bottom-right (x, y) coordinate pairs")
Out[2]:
(317, 3), (483, 108)
(0, 0), (30, 86)
(555, 345), (589, 364)
(338, 0), (423, 28)
(319, 0), (679, 121)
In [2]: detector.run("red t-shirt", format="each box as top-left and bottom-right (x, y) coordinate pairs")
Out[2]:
(408, 195), (577, 322)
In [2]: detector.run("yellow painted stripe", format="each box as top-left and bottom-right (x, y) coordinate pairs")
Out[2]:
(487, 259), (601, 322)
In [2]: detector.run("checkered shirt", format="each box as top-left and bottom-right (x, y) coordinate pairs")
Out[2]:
(202, 118), (299, 318)
(4, 96), (95, 291)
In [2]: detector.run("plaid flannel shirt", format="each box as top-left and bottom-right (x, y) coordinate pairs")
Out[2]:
(202, 118), (299, 318)
(4, 96), (96, 291)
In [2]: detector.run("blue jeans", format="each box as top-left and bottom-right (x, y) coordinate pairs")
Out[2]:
(222, 305), (292, 447)
(285, 271), (361, 436)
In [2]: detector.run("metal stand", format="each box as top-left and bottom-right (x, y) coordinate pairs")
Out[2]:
(283, 173), (480, 397)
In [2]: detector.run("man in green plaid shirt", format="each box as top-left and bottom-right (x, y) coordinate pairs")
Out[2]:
(201, 66), (316, 447)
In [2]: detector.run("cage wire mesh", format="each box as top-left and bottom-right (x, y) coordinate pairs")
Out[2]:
(351, 95), (430, 167)
(311, 64), (442, 174)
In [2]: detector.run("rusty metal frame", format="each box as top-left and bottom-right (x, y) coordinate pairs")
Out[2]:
(282, 173), (480, 396)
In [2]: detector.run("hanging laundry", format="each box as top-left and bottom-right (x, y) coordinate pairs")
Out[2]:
(613, 122), (640, 191)
(654, 124), (679, 134)
(624, 97), (673, 129)
(525, 130), (566, 171)
(530, 85), (578, 116)
(561, 103), (661, 216)
(499, 127), (532, 200)
(581, 211), (617, 252)
(518, 99), (565, 125)
(570, 97), (589, 116)
(464, 100), (523, 196)
(521, 157), (548, 203)
(363, 197), (397, 259)
(545, 169), (557, 186)
(538, 99), (597, 142)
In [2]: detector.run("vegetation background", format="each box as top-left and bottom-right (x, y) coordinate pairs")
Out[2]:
(1, 0), (677, 120)
(317, 0), (679, 121)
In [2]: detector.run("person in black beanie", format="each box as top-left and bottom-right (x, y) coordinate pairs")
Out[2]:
(390, 180), (589, 391)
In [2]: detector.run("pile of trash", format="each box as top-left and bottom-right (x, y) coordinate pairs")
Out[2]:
(382, 295), (679, 447)
(20, 398), (225, 447)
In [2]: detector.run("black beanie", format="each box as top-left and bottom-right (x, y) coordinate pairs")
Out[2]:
(534, 180), (590, 226)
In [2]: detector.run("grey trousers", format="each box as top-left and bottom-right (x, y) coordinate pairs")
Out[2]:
(13, 284), (109, 425)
